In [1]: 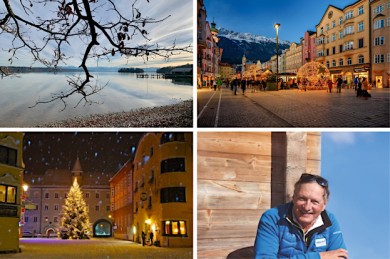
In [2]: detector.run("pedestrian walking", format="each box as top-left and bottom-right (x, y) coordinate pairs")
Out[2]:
(241, 79), (246, 95)
(353, 76), (359, 91)
(217, 78), (222, 91)
(233, 79), (238, 95)
(327, 79), (333, 93)
(357, 78), (363, 97)
(141, 231), (146, 246)
(149, 231), (154, 245)
(336, 76), (343, 93)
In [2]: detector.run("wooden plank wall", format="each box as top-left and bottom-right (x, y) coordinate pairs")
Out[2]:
(197, 132), (321, 258)
(198, 132), (272, 258)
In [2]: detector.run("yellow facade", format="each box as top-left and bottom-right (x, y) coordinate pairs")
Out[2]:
(371, 0), (390, 88)
(133, 133), (193, 248)
(0, 133), (24, 253)
(285, 42), (303, 73)
(316, 1), (371, 84)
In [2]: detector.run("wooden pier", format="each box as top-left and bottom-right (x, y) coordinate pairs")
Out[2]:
(136, 73), (166, 79)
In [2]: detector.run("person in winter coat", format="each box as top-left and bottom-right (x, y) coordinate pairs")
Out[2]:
(254, 173), (348, 259)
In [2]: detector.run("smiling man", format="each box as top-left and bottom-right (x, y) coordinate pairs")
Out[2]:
(254, 173), (348, 259)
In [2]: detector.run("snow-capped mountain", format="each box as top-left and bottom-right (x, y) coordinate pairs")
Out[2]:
(218, 28), (290, 45)
(216, 28), (291, 65)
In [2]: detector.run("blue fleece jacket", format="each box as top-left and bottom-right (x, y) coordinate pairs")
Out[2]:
(254, 202), (346, 259)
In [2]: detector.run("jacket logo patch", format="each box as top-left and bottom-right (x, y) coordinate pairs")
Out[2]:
(315, 238), (327, 247)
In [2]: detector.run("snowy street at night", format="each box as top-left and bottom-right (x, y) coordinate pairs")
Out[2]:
(0, 238), (192, 258)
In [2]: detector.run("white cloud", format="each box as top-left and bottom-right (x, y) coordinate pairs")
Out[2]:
(326, 132), (356, 145)
(0, 0), (192, 67)
(326, 132), (375, 145)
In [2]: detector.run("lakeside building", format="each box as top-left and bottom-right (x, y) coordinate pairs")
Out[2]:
(23, 158), (112, 238)
(0, 133), (24, 253)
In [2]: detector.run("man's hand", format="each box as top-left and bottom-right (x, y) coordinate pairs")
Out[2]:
(320, 249), (348, 259)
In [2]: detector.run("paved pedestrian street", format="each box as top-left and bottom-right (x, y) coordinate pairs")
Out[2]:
(0, 238), (192, 259)
(197, 87), (390, 127)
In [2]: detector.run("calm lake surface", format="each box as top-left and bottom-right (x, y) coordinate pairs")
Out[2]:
(0, 72), (193, 126)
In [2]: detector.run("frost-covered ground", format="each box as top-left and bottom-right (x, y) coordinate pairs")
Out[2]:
(0, 238), (192, 258)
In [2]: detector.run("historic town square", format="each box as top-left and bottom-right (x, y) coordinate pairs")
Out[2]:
(197, 0), (389, 127)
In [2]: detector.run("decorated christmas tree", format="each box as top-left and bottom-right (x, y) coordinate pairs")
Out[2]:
(60, 178), (91, 239)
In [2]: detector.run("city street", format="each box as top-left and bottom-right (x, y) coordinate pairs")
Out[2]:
(0, 238), (192, 259)
(197, 86), (390, 127)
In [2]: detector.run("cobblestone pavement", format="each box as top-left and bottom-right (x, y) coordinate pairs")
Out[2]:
(197, 86), (389, 128)
(0, 238), (192, 259)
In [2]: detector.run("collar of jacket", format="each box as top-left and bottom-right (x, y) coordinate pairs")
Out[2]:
(285, 202), (333, 246)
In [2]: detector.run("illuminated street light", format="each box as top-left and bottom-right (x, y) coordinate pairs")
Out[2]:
(274, 23), (281, 90)
(22, 184), (29, 192)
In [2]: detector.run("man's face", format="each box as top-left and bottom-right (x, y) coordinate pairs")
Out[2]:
(292, 182), (327, 229)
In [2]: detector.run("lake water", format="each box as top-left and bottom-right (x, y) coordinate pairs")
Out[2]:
(0, 72), (193, 127)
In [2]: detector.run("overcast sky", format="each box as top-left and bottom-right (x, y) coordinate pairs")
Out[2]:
(0, 0), (193, 68)
(322, 132), (389, 259)
(204, 0), (359, 43)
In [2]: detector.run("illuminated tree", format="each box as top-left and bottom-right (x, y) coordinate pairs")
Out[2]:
(297, 61), (330, 90)
(0, 0), (192, 109)
(60, 178), (90, 239)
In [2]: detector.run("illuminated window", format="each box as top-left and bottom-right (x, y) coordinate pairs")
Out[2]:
(162, 220), (187, 236)
(1, 185), (17, 204)
(0, 185), (5, 202)
(4, 186), (16, 204)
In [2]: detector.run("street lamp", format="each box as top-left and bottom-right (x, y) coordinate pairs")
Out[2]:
(274, 23), (280, 90)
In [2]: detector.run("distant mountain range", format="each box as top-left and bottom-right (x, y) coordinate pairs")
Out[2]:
(217, 28), (291, 65)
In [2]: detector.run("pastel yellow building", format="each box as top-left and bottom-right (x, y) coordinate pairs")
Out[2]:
(316, 0), (371, 83)
(285, 42), (303, 74)
(132, 133), (193, 248)
(0, 133), (24, 253)
(370, 0), (390, 88)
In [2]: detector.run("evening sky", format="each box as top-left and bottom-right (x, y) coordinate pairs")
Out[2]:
(204, 0), (361, 43)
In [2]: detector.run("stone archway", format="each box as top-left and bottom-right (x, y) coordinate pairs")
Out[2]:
(93, 219), (112, 237)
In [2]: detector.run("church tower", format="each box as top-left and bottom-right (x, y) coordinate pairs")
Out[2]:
(242, 53), (247, 73)
(210, 18), (219, 43)
(72, 156), (83, 185)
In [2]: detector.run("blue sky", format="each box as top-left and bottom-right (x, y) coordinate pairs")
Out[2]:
(0, 0), (192, 68)
(322, 132), (390, 259)
(204, 0), (359, 43)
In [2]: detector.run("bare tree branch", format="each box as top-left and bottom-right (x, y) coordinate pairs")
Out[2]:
(0, 0), (192, 110)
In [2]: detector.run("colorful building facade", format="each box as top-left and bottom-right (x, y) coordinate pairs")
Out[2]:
(132, 133), (193, 248)
(23, 158), (112, 238)
(316, 1), (371, 83)
(109, 160), (134, 240)
(370, 0), (390, 88)
(0, 133), (24, 253)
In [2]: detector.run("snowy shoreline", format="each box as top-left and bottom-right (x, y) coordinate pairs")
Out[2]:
(37, 100), (193, 128)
